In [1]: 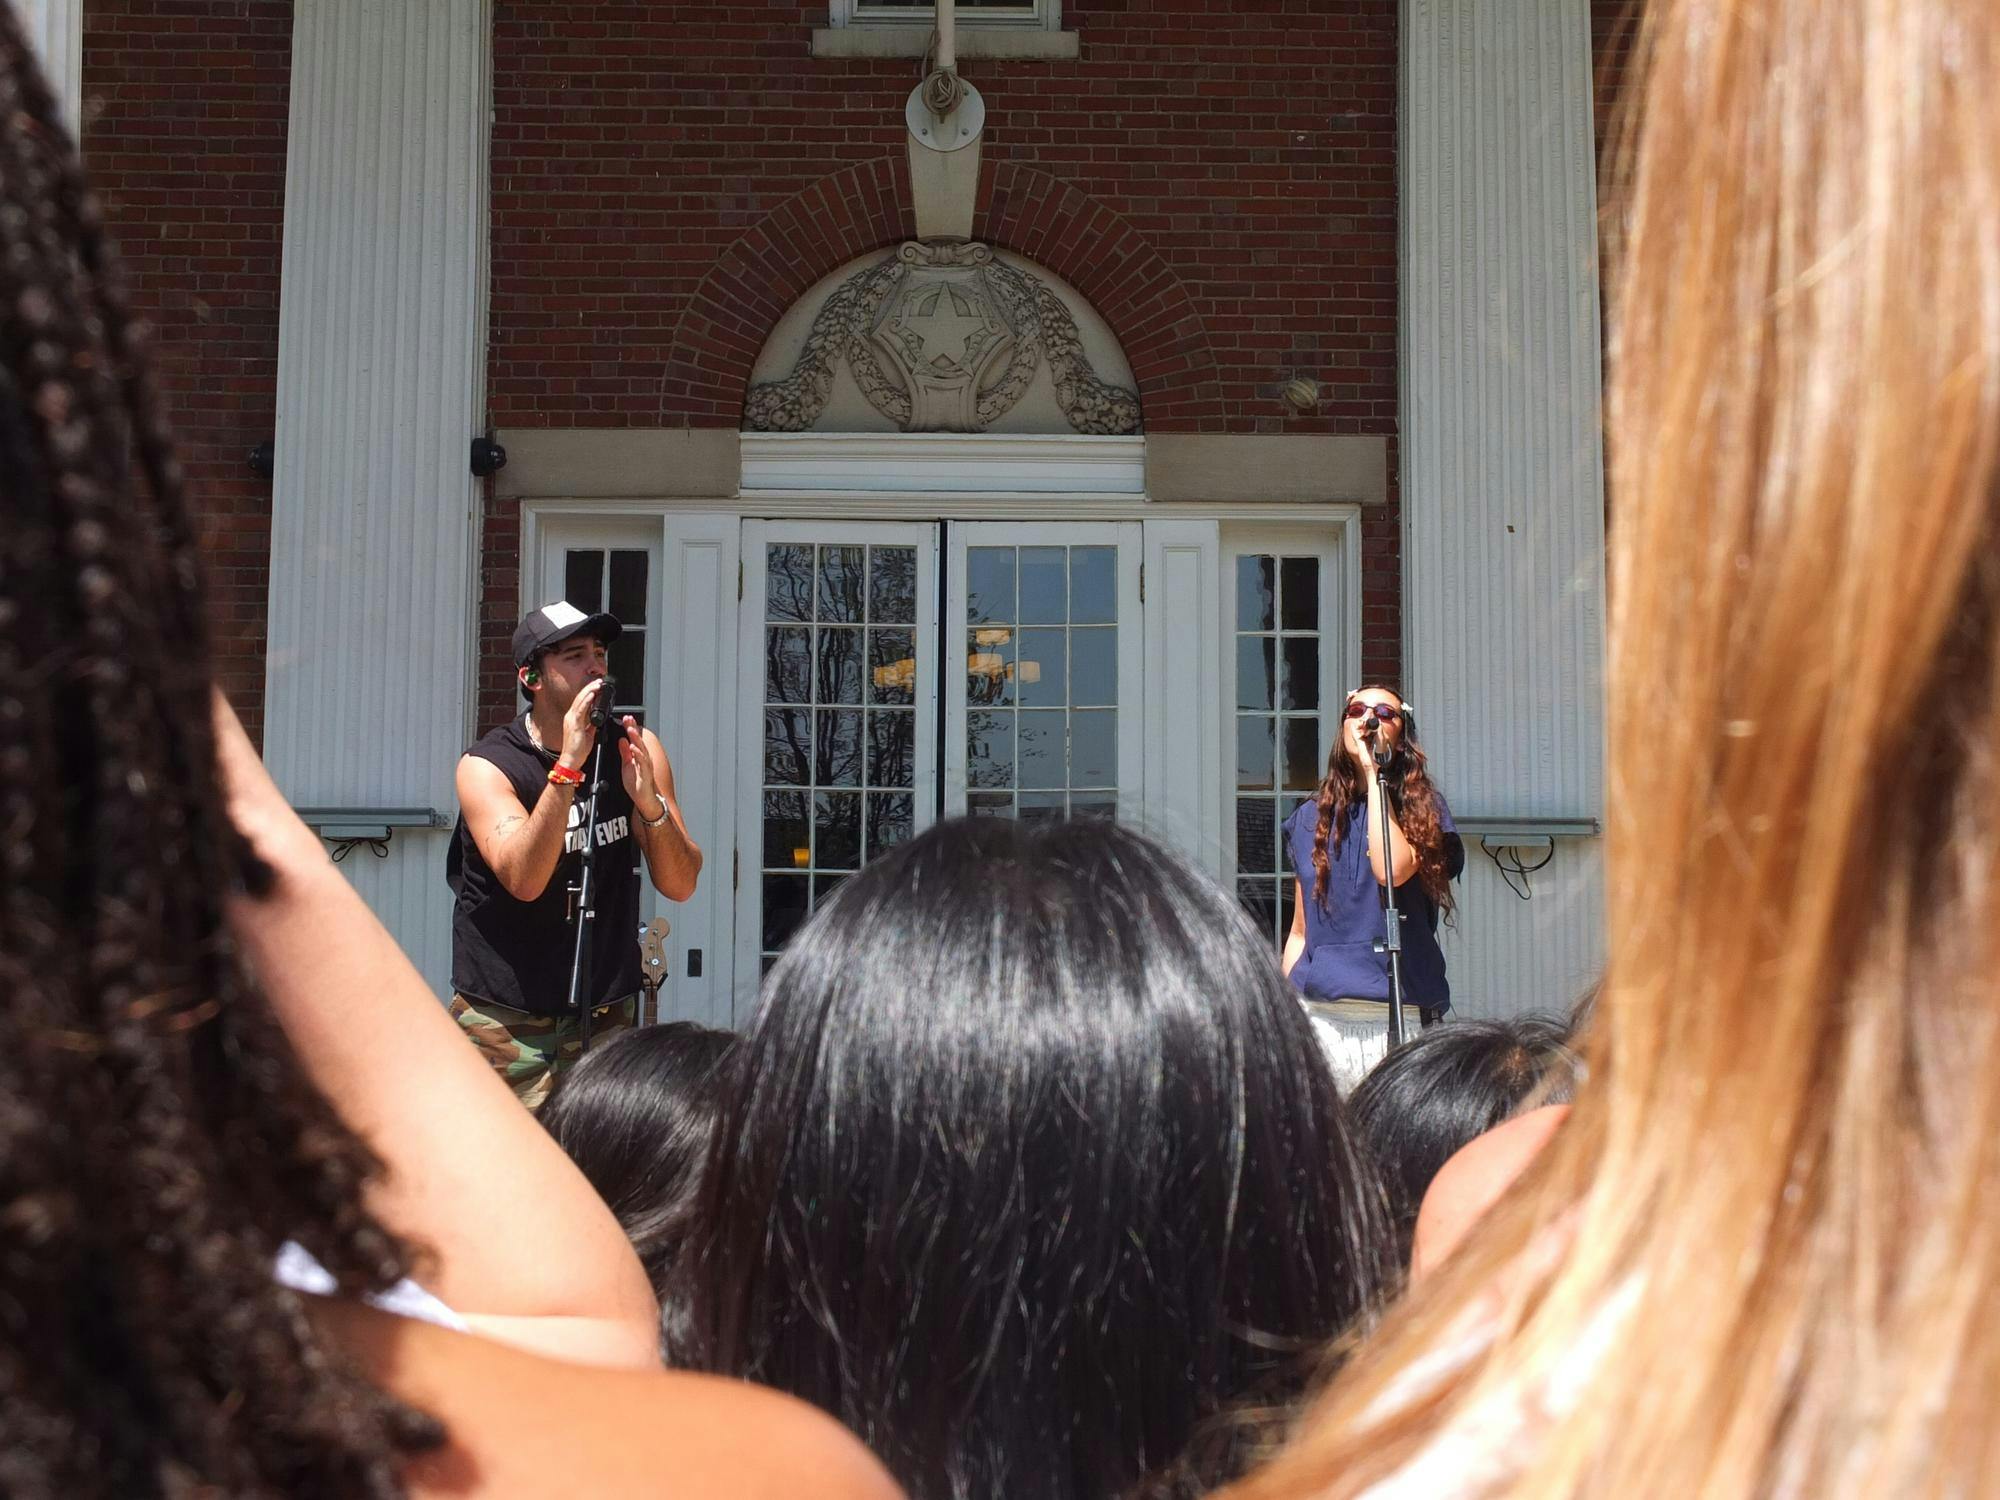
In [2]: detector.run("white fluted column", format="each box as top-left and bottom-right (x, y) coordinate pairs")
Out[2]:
(15, 0), (83, 132)
(265, 0), (492, 991)
(1402, 0), (1608, 1016)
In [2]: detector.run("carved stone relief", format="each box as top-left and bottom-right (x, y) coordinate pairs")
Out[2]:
(744, 241), (1142, 436)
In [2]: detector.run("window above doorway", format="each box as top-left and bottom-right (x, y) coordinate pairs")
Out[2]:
(813, 0), (1077, 60)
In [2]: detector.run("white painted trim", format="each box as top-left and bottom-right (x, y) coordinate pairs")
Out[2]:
(830, 0), (1059, 28)
(1143, 519), (1223, 874)
(522, 495), (1361, 526)
(741, 432), (1146, 495)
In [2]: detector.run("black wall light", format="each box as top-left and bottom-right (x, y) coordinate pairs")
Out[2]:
(470, 436), (508, 477)
(248, 440), (275, 480)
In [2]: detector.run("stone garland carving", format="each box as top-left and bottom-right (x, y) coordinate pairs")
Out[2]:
(743, 240), (1143, 435)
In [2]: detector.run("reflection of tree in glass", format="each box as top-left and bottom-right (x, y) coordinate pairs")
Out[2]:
(765, 708), (812, 788)
(767, 543), (816, 622)
(869, 712), (914, 789)
(869, 547), (917, 624)
(820, 546), (866, 623)
(818, 626), (864, 704)
(814, 710), (865, 788)
(966, 710), (1017, 790)
(768, 627), (812, 704)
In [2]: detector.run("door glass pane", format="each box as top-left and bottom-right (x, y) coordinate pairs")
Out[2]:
(1070, 627), (1115, 706)
(1070, 710), (1116, 788)
(967, 547), (1014, 624)
(967, 628), (1015, 707)
(968, 710), (1015, 787)
(1236, 555), (1275, 631)
(817, 627), (864, 704)
(767, 543), (816, 621)
(1282, 718), (1322, 791)
(1018, 709), (1065, 788)
(1237, 637), (1275, 711)
(815, 709), (863, 787)
(1069, 546), (1115, 624)
(1233, 551), (1330, 946)
(609, 550), (648, 625)
(758, 541), (926, 970)
(819, 546), (866, 623)
(565, 549), (604, 611)
(1016, 628), (1065, 707)
(1018, 546), (1067, 624)
(765, 708), (812, 785)
(1237, 715), (1275, 790)
(869, 628), (917, 705)
(1281, 638), (1320, 711)
(762, 791), (811, 869)
(867, 710), (916, 788)
(870, 548), (917, 624)
(767, 627), (812, 704)
(814, 791), (862, 868)
(1280, 556), (1319, 632)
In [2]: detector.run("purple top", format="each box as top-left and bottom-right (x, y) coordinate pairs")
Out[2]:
(1283, 794), (1462, 1011)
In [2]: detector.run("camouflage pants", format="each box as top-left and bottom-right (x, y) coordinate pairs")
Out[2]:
(449, 993), (637, 1112)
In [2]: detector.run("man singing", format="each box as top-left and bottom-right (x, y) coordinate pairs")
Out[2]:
(446, 602), (702, 1108)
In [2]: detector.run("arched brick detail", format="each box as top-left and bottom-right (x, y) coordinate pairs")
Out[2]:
(976, 162), (1224, 432)
(659, 157), (1225, 431)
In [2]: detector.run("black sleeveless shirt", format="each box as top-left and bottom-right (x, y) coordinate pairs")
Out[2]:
(447, 717), (642, 1017)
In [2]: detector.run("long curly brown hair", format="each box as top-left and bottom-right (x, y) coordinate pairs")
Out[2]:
(0, 15), (438, 1497)
(1310, 688), (1456, 919)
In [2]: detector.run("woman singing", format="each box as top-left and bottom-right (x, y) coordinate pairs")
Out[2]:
(1283, 686), (1464, 1091)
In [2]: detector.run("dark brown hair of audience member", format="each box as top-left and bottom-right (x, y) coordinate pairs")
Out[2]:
(541, 1021), (736, 1323)
(1347, 1017), (1579, 1264)
(0, 13), (439, 1497)
(1310, 688), (1456, 917)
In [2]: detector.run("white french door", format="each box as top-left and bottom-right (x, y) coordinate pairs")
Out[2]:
(943, 522), (1145, 821)
(732, 523), (942, 999)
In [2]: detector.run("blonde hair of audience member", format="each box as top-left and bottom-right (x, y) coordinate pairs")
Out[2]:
(1219, 1), (2000, 1495)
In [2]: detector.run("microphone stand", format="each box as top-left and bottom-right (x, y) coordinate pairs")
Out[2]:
(1369, 730), (1409, 1047)
(562, 706), (612, 1057)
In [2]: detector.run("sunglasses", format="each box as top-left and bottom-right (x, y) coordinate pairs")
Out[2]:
(1344, 701), (1403, 724)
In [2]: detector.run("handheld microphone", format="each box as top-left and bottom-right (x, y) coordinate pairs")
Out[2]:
(588, 674), (619, 729)
(1360, 714), (1394, 769)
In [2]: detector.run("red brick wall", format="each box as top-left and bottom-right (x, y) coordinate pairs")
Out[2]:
(484, 1), (1404, 721)
(83, 0), (292, 746)
(74, 3), (1635, 741)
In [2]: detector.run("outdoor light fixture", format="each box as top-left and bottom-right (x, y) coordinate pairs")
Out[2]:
(469, 436), (508, 477)
(248, 440), (275, 479)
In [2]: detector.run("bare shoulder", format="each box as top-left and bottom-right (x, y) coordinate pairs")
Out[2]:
(456, 752), (517, 800)
(317, 1300), (902, 1500)
(1411, 1104), (1571, 1280)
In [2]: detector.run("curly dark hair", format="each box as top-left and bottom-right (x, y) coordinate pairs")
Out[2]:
(1311, 687), (1457, 918)
(0, 15), (439, 1498)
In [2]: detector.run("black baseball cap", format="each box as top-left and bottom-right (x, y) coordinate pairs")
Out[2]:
(513, 600), (622, 666)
